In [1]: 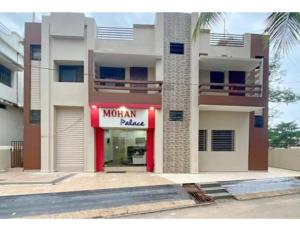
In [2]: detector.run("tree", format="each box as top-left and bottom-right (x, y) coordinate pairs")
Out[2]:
(268, 55), (300, 119)
(269, 121), (300, 148)
(193, 12), (300, 56)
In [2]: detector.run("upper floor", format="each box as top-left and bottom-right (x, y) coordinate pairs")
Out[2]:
(0, 22), (24, 107)
(25, 13), (268, 110)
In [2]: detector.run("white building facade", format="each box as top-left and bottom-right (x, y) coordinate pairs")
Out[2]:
(23, 13), (269, 173)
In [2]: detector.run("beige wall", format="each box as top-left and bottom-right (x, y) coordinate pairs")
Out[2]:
(269, 148), (300, 171)
(198, 111), (249, 171)
(0, 147), (10, 171)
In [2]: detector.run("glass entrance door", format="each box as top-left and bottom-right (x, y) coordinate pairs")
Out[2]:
(104, 129), (147, 167)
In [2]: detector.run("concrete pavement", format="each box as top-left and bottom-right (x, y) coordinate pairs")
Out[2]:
(123, 193), (300, 218)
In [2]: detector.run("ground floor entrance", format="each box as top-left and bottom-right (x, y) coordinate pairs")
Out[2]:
(104, 129), (147, 167)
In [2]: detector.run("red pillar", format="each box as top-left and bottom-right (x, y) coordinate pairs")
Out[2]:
(95, 127), (104, 172)
(147, 109), (155, 172)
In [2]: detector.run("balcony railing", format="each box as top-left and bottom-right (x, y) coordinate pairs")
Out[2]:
(210, 33), (244, 47)
(96, 27), (134, 40)
(94, 79), (163, 93)
(199, 83), (262, 97)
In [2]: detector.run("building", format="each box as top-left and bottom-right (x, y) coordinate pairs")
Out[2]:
(23, 12), (268, 173)
(0, 22), (24, 170)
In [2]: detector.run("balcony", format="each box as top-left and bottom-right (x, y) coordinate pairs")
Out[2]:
(89, 78), (163, 107)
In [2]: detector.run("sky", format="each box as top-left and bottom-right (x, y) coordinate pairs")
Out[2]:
(0, 12), (299, 127)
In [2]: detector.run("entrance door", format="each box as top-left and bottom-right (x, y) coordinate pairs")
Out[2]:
(229, 71), (246, 96)
(112, 137), (125, 165)
(130, 67), (148, 93)
(104, 129), (147, 167)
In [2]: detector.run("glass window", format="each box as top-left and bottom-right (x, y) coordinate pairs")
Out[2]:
(59, 65), (84, 82)
(211, 130), (235, 151)
(99, 67), (125, 86)
(198, 130), (207, 151)
(210, 72), (224, 89)
(170, 43), (184, 54)
(255, 115), (264, 128)
(30, 45), (41, 61)
(30, 110), (40, 124)
(169, 111), (183, 121)
(0, 64), (12, 87)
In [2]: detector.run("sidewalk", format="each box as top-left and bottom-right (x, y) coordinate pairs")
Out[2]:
(157, 168), (300, 184)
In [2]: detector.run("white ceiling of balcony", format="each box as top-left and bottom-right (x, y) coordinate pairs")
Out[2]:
(199, 105), (263, 112)
(199, 56), (261, 72)
(94, 52), (161, 67)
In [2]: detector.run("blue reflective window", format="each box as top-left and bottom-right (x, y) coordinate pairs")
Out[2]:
(170, 43), (184, 54)
(255, 115), (264, 128)
(169, 111), (183, 121)
(59, 65), (84, 82)
(30, 45), (41, 61)
(0, 64), (12, 87)
(99, 67), (125, 86)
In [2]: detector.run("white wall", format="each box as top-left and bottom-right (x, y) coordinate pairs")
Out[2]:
(198, 111), (249, 171)
(269, 148), (300, 171)
(0, 147), (10, 171)
(0, 106), (23, 145)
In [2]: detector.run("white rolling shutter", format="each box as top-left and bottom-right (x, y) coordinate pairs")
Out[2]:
(55, 107), (84, 171)
(30, 60), (41, 110)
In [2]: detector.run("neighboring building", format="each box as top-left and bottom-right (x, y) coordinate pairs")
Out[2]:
(0, 22), (24, 146)
(0, 22), (23, 171)
(23, 12), (268, 173)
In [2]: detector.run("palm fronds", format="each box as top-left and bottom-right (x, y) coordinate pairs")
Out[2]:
(192, 12), (225, 40)
(265, 12), (300, 56)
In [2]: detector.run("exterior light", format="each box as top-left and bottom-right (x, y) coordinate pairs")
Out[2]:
(91, 105), (97, 109)
(119, 106), (127, 111)
(149, 106), (155, 110)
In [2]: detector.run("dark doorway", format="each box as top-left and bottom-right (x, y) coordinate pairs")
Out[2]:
(130, 67), (148, 93)
(229, 71), (246, 96)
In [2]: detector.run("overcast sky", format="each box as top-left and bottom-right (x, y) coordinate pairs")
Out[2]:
(1, 12), (299, 126)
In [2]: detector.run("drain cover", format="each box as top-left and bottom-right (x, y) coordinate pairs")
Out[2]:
(183, 183), (214, 203)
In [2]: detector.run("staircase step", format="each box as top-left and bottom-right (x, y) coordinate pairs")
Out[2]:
(202, 187), (228, 194)
(198, 182), (221, 188)
(206, 192), (233, 199)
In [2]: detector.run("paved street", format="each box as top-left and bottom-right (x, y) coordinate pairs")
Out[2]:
(124, 193), (300, 218)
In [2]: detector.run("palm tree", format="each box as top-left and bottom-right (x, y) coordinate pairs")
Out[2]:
(193, 12), (300, 56)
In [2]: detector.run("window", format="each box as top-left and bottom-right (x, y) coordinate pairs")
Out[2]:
(210, 72), (224, 89)
(170, 43), (184, 54)
(198, 130), (207, 151)
(30, 110), (40, 124)
(0, 64), (12, 87)
(99, 67), (125, 86)
(169, 111), (183, 121)
(211, 130), (235, 151)
(255, 115), (264, 128)
(59, 65), (84, 82)
(30, 45), (41, 61)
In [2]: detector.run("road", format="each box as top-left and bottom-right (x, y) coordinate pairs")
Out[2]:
(123, 193), (300, 218)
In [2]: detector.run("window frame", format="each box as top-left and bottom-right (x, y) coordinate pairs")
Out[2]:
(59, 65), (84, 83)
(170, 42), (184, 55)
(169, 110), (184, 121)
(211, 130), (235, 152)
(99, 66), (126, 87)
(30, 44), (41, 61)
(254, 115), (264, 128)
(210, 71), (224, 90)
(30, 110), (41, 124)
(198, 130), (207, 151)
(0, 64), (12, 87)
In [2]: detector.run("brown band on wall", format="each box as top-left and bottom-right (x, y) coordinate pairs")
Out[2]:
(248, 34), (269, 170)
(23, 23), (41, 170)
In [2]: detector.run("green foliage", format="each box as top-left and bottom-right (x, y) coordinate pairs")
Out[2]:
(192, 12), (225, 41)
(264, 13), (300, 56)
(269, 121), (300, 148)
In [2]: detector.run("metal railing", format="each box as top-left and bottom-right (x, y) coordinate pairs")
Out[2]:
(11, 141), (23, 168)
(210, 33), (245, 47)
(94, 79), (163, 93)
(96, 27), (134, 40)
(199, 83), (262, 97)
